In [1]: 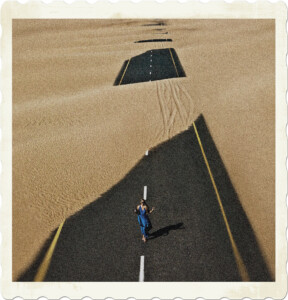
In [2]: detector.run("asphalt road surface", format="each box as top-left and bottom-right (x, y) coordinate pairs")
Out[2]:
(143, 22), (166, 26)
(19, 115), (271, 282)
(114, 48), (186, 85)
(134, 39), (172, 43)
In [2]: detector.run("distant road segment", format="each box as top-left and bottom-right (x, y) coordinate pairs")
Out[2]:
(114, 48), (186, 85)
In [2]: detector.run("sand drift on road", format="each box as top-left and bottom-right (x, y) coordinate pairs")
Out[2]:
(19, 115), (271, 282)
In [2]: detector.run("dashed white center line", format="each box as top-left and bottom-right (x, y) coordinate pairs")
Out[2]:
(149, 52), (153, 79)
(139, 255), (145, 282)
(143, 186), (147, 200)
(140, 152), (148, 280)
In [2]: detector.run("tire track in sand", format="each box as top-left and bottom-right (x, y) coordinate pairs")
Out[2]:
(156, 80), (195, 139)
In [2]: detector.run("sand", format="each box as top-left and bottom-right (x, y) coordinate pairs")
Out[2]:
(13, 19), (275, 280)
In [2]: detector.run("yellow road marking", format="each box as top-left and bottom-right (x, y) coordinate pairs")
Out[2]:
(34, 221), (65, 282)
(169, 48), (179, 77)
(192, 122), (250, 281)
(119, 59), (131, 85)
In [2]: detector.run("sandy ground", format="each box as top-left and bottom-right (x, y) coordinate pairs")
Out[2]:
(13, 19), (275, 280)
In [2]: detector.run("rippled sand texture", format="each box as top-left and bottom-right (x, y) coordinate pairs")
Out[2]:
(13, 19), (274, 280)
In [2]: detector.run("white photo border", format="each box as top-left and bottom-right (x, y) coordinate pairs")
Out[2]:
(1, 1), (287, 299)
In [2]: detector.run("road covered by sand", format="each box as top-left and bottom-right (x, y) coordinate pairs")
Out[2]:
(13, 19), (274, 280)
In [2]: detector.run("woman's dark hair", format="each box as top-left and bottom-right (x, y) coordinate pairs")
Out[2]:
(140, 199), (150, 211)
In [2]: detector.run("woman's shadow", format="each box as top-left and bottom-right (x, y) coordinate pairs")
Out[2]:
(148, 222), (184, 240)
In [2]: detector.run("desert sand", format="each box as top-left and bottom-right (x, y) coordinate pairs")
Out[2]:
(13, 19), (274, 280)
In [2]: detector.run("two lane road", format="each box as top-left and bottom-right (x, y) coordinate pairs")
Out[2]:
(19, 115), (271, 282)
(114, 48), (186, 85)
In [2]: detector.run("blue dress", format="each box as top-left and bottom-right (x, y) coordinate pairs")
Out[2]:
(138, 206), (151, 238)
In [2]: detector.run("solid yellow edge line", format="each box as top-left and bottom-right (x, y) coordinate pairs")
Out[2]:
(34, 221), (65, 282)
(192, 122), (250, 281)
(169, 48), (179, 77)
(119, 59), (131, 85)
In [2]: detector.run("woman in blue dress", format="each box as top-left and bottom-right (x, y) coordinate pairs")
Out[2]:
(134, 199), (155, 242)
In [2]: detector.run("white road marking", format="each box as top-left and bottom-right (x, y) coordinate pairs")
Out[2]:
(150, 65), (152, 67)
(149, 72), (152, 75)
(143, 186), (147, 200)
(139, 255), (145, 282)
(145, 150), (149, 156)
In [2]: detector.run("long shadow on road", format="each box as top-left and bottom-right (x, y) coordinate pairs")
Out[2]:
(149, 223), (185, 240)
(18, 114), (272, 282)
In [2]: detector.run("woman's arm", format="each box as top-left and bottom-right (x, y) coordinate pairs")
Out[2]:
(134, 205), (140, 214)
(148, 206), (155, 214)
